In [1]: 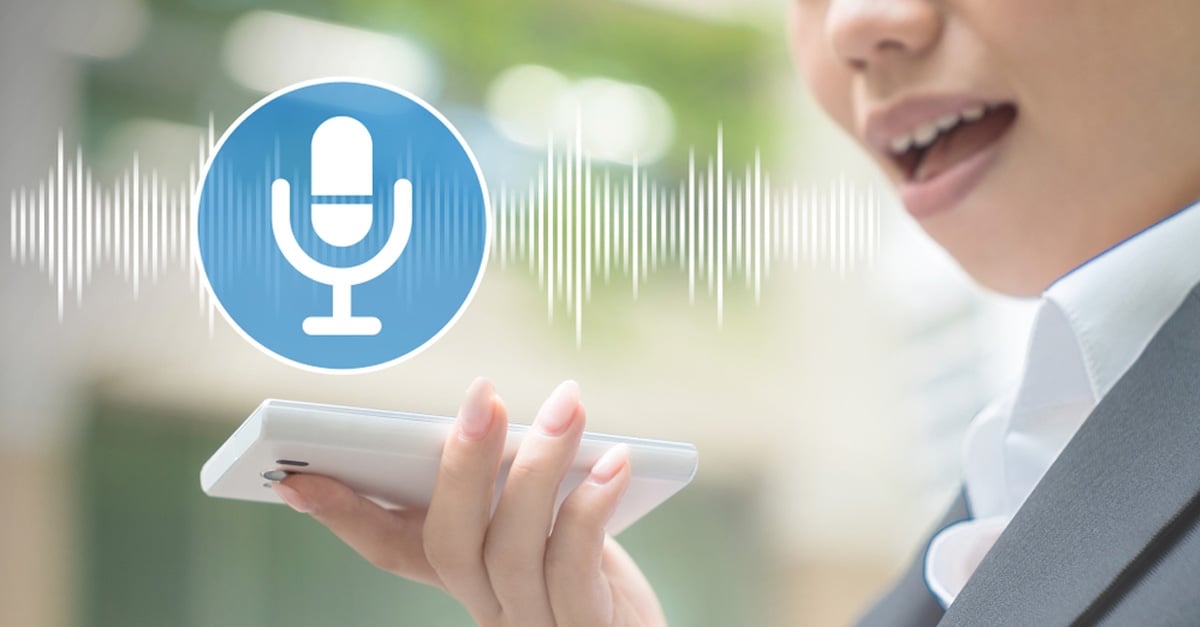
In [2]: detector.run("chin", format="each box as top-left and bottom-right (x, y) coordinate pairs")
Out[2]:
(914, 200), (1052, 298)
(936, 236), (1052, 297)
(964, 266), (1047, 298)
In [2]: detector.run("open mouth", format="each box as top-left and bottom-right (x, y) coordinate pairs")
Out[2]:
(889, 103), (1018, 183)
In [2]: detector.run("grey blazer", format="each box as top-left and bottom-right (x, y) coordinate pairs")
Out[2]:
(855, 283), (1200, 626)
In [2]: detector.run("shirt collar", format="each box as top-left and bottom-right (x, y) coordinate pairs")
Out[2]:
(1041, 199), (1200, 404)
(950, 200), (1200, 588)
(963, 198), (1200, 521)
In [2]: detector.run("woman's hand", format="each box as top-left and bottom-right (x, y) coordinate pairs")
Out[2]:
(271, 378), (667, 627)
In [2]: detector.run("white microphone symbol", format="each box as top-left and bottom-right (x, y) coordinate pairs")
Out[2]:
(271, 116), (412, 336)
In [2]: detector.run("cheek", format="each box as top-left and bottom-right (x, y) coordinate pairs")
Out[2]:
(788, 6), (856, 135)
(963, 0), (1136, 121)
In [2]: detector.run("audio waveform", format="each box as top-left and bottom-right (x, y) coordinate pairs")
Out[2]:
(6, 127), (217, 324)
(491, 125), (881, 343)
(4, 124), (882, 345)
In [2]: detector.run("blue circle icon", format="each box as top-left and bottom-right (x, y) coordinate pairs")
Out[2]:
(195, 79), (491, 372)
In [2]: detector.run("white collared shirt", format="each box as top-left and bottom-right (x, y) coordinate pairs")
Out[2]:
(924, 199), (1200, 608)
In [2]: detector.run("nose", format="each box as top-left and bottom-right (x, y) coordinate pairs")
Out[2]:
(826, 0), (941, 71)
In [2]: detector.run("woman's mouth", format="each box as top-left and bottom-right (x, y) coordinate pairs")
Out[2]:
(868, 99), (1018, 218)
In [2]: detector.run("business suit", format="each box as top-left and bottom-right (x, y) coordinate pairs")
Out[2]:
(856, 281), (1200, 626)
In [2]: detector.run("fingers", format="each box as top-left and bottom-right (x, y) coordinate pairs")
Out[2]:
(484, 380), (586, 627)
(422, 377), (508, 624)
(545, 444), (632, 627)
(274, 474), (439, 586)
(275, 378), (632, 627)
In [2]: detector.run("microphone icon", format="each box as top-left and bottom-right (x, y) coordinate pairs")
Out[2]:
(271, 116), (412, 336)
(197, 79), (490, 371)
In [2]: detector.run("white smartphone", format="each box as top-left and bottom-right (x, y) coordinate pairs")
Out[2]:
(200, 399), (699, 535)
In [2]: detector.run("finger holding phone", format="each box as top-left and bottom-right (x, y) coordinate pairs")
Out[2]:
(271, 379), (668, 627)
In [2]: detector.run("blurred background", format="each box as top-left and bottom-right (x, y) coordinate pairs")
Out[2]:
(0, 0), (1039, 625)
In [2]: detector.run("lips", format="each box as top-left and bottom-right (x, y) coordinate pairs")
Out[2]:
(865, 96), (1019, 218)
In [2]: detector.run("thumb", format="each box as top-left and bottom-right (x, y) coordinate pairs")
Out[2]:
(273, 473), (440, 586)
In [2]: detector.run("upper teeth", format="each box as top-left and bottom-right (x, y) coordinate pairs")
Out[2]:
(888, 104), (990, 155)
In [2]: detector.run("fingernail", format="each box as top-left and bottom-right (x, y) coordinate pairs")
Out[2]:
(457, 377), (496, 441)
(274, 482), (314, 514)
(535, 380), (581, 437)
(589, 444), (629, 485)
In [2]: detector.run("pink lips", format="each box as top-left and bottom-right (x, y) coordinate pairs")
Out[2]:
(863, 95), (1016, 218)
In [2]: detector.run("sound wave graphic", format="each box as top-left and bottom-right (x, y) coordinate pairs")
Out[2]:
(492, 126), (881, 344)
(4, 123), (883, 345)
(7, 128), (216, 322)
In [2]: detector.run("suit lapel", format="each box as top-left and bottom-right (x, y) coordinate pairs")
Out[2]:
(940, 285), (1200, 626)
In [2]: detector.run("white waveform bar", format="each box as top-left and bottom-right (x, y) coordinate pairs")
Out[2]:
(491, 125), (882, 344)
(4, 123), (882, 345)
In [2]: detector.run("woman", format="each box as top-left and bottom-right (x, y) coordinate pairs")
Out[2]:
(272, 1), (1200, 624)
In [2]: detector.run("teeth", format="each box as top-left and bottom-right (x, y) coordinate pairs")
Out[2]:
(886, 103), (999, 155)
(936, 113), (961, 130)
(913, 122), (939, 148)
(890, 134), (914, 154)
